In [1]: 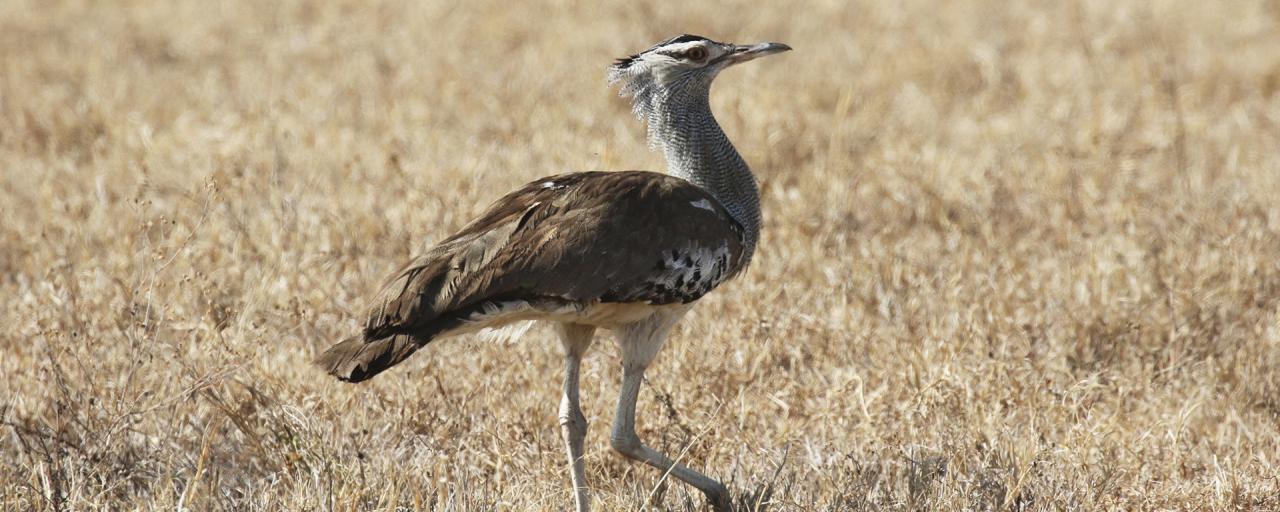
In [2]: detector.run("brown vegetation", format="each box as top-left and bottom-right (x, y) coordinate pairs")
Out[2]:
(2, 0), (1279, 509)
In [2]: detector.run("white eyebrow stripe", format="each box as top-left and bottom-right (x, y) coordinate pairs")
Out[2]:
(659, 41), (709, 54)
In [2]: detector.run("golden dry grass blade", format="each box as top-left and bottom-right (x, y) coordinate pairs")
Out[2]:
(2, 0), (1280, 510)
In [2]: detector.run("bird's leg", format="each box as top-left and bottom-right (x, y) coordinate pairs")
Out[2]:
(609, 312), (731, 511)
(556, 323), (595, 512)
(610, 369), (731, 510)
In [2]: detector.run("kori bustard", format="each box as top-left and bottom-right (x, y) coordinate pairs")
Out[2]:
(315, 35), (789, 510)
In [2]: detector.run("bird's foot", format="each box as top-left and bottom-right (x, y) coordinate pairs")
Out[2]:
(706, 484), (733, 512)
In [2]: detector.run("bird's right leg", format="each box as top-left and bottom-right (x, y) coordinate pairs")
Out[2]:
(556, 322), (595, 512)
(609, 310), (731, 511)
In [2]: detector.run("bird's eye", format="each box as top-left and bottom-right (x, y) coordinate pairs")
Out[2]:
(685, 47), (707, 60)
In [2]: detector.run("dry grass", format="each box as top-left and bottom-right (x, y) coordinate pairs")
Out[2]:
(3, 0), (1280, 510)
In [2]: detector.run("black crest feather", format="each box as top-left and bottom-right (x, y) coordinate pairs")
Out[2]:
(612, 34), (713, 70)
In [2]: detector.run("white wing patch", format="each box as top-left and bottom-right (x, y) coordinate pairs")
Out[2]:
(689, 198), (716, 212)
(479, 320), (535, 345)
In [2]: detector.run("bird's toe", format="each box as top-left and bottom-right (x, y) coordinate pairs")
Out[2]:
(707, 484), (733, 512)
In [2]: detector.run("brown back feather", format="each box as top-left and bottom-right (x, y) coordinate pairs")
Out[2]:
(316, 170), (744, 382)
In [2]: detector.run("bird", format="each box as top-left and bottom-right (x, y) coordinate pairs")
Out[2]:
(314, 34), (790, 511)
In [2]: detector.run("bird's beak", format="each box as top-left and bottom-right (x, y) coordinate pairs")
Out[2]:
(724, 42), (792, 65)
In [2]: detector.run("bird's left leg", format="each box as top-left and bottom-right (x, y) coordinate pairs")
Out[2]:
(556, 322), (596, 512)
(608, 309), (731, 511)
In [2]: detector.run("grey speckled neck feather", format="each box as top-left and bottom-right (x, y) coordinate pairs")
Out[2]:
(610, 59), (762, 265)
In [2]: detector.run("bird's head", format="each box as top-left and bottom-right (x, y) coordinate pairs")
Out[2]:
(609, 35), (791, 118)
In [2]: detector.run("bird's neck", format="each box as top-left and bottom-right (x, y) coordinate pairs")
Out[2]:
(650, 91), (761, 261)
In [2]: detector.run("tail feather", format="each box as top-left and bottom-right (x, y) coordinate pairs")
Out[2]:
(315, 299), (552, 383)
(313, 334), (426, 383)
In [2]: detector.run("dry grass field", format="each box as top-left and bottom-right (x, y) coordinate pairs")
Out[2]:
(3, 0), (1280, 510)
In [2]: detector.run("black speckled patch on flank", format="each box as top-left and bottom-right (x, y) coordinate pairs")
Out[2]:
(602, 247), (734, 306)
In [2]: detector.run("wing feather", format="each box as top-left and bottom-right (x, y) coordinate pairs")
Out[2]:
(361, 171), (745, 340)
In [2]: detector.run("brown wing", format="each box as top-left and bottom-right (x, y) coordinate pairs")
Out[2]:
(362, 170), (746, 340)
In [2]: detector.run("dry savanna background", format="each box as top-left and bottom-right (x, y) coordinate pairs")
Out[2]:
(3, 0), (1280, 510)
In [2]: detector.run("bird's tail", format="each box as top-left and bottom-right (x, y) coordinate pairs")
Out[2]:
(313, 334), (427, 383)
(313, 300), (530, 383)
